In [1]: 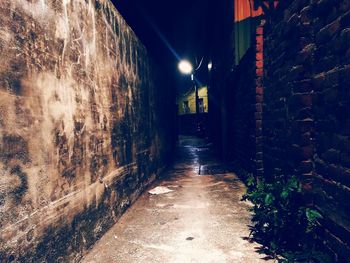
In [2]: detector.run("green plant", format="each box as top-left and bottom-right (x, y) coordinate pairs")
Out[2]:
(242, 173), (324, 261)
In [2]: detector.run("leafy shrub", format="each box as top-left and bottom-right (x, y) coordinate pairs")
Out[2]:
(242, 173), (325, 261)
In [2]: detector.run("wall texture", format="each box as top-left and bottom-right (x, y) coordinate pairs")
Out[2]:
(208, 0), (350, 260)
(0, 0), (174, 261)
(263, 0), (350, 260)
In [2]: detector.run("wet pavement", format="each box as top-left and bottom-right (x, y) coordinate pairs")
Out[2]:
(82, 136), (270, 263)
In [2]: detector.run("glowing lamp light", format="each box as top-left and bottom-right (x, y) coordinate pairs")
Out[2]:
(178, 60), (193, 75)
(208, 62), (213, 70)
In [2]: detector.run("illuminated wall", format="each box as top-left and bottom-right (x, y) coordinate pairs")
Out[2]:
(177, 87), (208, 115)
(0, 0), (174, 261)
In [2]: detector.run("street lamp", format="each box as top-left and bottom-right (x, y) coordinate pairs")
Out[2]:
(178, 60), (193, 75)
(178, 59), (200, 135)
(208, 61), (212, 71)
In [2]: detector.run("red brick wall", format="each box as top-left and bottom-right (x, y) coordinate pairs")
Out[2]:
(263, 0), (350, 260)
(255, 24), (265, 177)
(227, 22), (265, 175)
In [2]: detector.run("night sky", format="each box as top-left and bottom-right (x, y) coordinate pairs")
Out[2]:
(111, 0), (214, 94)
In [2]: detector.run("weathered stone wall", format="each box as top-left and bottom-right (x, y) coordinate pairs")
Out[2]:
(0, 0), (174, 261)
(263, 0), (350, 260)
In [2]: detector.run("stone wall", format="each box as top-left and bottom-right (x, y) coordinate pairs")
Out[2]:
(0, 0), (174, 261)
(263, 0), (350, 260)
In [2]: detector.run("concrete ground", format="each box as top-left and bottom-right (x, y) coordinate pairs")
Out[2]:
(82, 136), (271, 263)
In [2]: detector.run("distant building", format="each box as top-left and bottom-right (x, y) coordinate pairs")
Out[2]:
(176, 86), (209, 136)
(177, 86), (208, 115)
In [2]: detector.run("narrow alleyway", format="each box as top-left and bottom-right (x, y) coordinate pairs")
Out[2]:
(1, 0), (349, 261)
(82, 136), (270, 263)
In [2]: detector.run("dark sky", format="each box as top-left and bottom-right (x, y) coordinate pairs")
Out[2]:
(111, 0), (213, 93)
(112, 0), (211, 62)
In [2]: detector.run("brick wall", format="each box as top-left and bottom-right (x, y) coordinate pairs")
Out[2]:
(0, 0), (174, 261)
(312, 0), (350, 259)
(208, 2), (265, 173)
(255, 24), (265, 177)
(223, 23), (264, 175)
(263, 0), (350, 260)
(229, 49), (257, 171)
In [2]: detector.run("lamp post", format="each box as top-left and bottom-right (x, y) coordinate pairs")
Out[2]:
(207, 60), (212, 111)
(192, 73), (199, 129)
(178, 59), (199, 134)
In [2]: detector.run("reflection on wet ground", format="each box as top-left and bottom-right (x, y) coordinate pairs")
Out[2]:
(82, 136), (272, 263)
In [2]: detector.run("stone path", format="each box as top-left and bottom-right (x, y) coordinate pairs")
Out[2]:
(82, 136), (270, 263)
